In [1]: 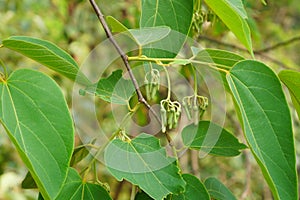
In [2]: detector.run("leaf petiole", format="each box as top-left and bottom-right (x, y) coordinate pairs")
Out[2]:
(82, 129), (120, 181)
(0, 59), (8, 79)
(82, 105), (139, 181)
(128, 55), (230, 74)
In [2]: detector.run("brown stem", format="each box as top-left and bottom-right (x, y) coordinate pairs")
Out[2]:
(191, 150), (200, 177)
(255, 35), (300, 53)
(88, 0), (161, 125)
(199, 35), (300, 53)
(198, 35), (295, 69)
(113, 180), (125, 200)
(241, 151), (252, 200)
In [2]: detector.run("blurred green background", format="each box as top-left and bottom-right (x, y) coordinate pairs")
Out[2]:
(0, 0), (300, 199)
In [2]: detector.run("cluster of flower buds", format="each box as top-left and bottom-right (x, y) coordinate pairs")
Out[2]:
(160, 99), (182, 133)
(182, 95), (208, 125)
(144, 69), (160, 101)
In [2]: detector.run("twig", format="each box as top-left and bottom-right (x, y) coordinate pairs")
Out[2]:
(198, 35), (247, 51)
(191, 150), (200, 177)
(198, 35), (296, 69)
(199, 35), (300, 53)
(255, 35), (300, 53)
(256, 53), (289, 68)
(88, 0), (161, 126)
(113, 180), (125, 200)
(241, 150), (252, 200)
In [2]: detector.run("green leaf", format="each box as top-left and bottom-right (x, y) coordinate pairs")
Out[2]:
(84, 70), (135, 105)
(38, 193), (44, 200)
(56, 168), (112, 200)
(279, 70), (300, 120)
(140, 0), (193, 35)
(261, 0), (267, 5)
(70, 146), (90, 166)
(223, 0), (248, 18)
(173, 174), (210, 200)
(104, 133), (186, 199)
(204, 177), (237, 200)
(106, 16), (129, 33)
(70, 140), (95, 167)
(2, 36), (90, 85)
(129, 27), (171, 46)
(135, 190), (154, 200)
(140, 0), (193, 58)
(204, 0), (253, 55)
(107, 17), (171, 46)
(182, 121), (246, 157)
(227, 60), (298, 200)
(22, 171), (37, 189)
(0, 69), (74, 199)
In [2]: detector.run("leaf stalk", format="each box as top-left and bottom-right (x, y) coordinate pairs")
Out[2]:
(128, 55), (229, 74)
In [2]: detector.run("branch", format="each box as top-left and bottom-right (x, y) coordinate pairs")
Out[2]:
(88, 0), (164, 138)
(198, 35), (247, 51)
(241, 151), (252, 200)
(198, 35), (296, 69)
(255, 35), (300, 53)
(199, 35), (300, 53)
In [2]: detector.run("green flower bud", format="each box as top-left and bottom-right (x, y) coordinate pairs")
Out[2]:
(145, 83), (151, 100)
(160, 107), (167, 126)
(168, 112), (174, 129)
(151, 85), (157, 100)
(193, 107), (199, 125)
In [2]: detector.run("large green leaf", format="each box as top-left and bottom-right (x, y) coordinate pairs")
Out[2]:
(104, 133), (185, 199)
(2, 36), (90, 85)
(227, 60), (298, 200)
(204, 177), (237, 200)
(84, 69), (135, 105)
(56, 168), (112, 200)
(173, 174), (210, 200)
(140, 0), (193, 58)
(0, 69), (74, 199)
(181, 121), (246, 157)
(204, 0), (253, 55)
(279, 70), (300, 120)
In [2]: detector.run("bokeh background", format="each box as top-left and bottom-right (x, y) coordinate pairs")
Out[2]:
(0, 0), (300, 199)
